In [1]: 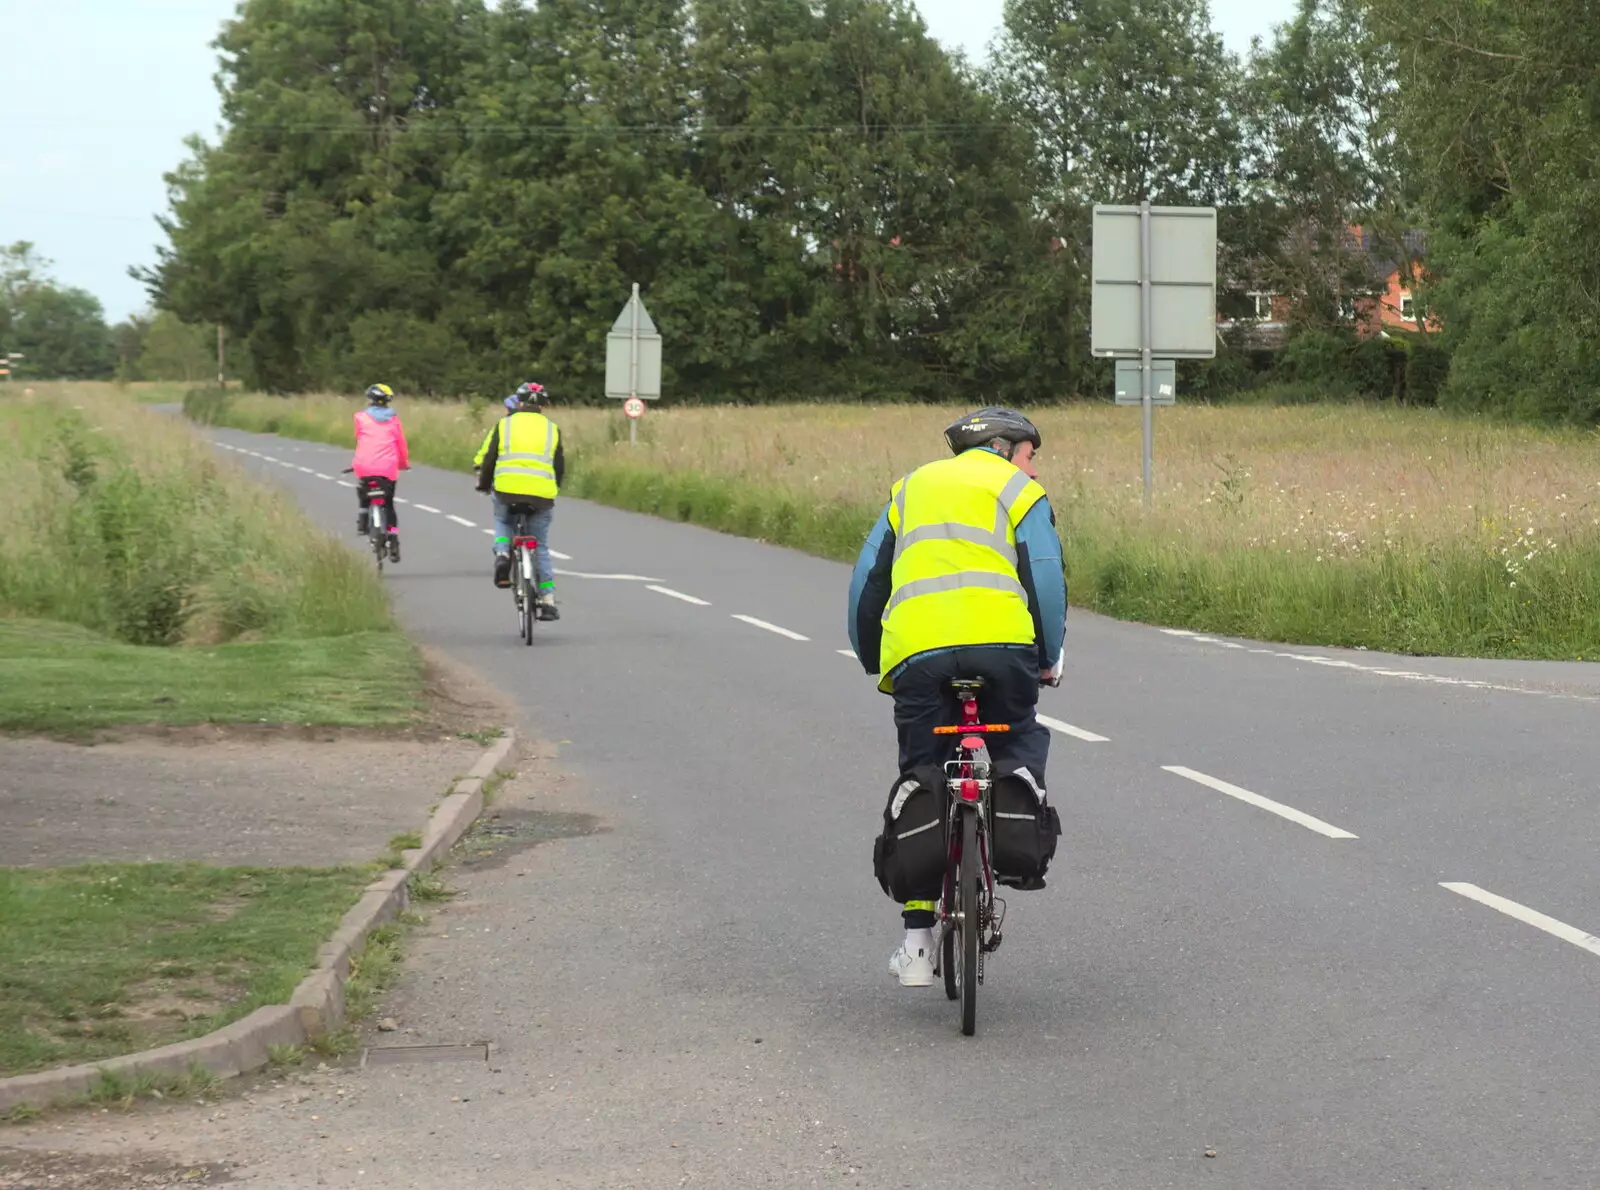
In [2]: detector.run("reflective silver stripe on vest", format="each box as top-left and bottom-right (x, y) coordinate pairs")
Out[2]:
(895, 521), (1016, 566)
(997, 469), (1033, 515)
(496, 419), (557, 479)
(882, 571), (1029, 619)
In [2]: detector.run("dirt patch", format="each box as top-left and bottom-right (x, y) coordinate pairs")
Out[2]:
(0, 1147), (236, 1189)
(0, 732), (489, 869)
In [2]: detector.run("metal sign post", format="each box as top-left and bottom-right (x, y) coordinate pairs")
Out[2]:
(605, 284), (663, 447)
(1091, 203), (1217, 506)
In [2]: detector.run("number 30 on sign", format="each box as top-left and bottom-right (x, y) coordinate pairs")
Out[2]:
(623, 397), (645, 420)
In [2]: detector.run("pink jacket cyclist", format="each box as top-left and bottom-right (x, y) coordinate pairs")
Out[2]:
(353, 387), (410, 479)
(351, 383), (410, 563)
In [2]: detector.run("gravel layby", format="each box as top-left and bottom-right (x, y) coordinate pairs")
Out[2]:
(0, 731), (515, 1117)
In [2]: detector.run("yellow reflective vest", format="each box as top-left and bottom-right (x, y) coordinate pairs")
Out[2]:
(878, 449), (1046, 691)
(474, 412), (559, 500)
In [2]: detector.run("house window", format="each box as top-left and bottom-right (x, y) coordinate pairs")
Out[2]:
(1247, 292), (1276, 321)
(1401, 295), (1417, 321)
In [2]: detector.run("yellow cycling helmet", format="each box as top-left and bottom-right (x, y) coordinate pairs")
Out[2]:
(364, 383), (394, 405)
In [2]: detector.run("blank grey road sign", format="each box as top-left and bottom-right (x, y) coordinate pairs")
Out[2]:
(1091, 205), (1217, 359)
(1114, 359), (1175, 405)
(605, 285), (662, 399)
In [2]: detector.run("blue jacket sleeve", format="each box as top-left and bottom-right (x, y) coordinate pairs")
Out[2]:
(1015, 497), (1066, 669)
(847, 506), (895, 674)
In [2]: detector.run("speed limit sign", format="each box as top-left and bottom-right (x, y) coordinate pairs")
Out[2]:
(623, 396), (645, 420)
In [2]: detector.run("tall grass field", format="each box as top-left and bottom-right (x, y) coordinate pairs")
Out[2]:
(1, 385), (420, 729)
(185, 389), (1600, 659)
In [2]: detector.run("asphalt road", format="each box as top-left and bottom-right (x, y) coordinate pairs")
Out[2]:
(168, 426), (1600, 1187)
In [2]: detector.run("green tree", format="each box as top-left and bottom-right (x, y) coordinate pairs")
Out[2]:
(1362, 0), (1600, 420)
(0, 242), (114, 379)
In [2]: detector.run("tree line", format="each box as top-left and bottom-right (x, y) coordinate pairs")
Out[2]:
(0, 242), (216, 384)
(123, 0), (1600, 419)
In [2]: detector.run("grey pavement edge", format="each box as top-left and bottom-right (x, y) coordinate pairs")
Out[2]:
(0, 730), (517, 1115)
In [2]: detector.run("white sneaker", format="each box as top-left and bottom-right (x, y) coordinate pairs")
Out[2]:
(889, 942), (936, 988)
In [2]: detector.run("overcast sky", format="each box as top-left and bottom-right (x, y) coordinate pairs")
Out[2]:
(0, 0), (1295, 324)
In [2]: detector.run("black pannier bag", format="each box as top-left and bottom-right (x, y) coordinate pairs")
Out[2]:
(872, 764), (948, 902)
(989, 765), (1061, 890)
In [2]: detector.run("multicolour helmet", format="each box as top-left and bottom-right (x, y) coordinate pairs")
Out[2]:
(365, 383), (395, 405)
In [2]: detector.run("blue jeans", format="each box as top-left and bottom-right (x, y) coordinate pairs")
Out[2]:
(491, 497), (554, 589)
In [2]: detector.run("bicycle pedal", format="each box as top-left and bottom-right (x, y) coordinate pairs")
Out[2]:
(984, 932), (1003, 954)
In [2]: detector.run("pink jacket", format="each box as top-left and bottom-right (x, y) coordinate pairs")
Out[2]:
(352, 407), (410, 481)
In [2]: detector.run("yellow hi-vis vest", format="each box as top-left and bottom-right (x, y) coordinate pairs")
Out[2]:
(878, 449), (1046, 692)
(483, 412), (559, 499)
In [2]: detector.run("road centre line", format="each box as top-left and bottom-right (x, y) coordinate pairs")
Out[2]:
(1441, 883), (1600, 959)
(646, 585), (710, 605)
(837, 648), (857, 658)
(447, 514), (476, 527)
(1037, 714), (1109, 743)
(315, 472), (333, 480)
(336, 480), (355, 488)
(553, 569), (658, 581)
(1162, 765), (1358, 840)
(412, 503), (441, 514)
(550, 549), (572, 561)
(731, 615), (810, 642)
(297, 466), (313, 473)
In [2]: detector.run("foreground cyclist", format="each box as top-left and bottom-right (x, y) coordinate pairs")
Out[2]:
(351, 383), (410, 563)
(846, 407), (1066, 987)
(473, 382), (565, 619)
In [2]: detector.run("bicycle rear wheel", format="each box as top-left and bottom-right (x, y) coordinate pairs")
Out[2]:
(370, 508), (386, 572)
(520, 547), (536, 645)
(958, 811), (979, 1036)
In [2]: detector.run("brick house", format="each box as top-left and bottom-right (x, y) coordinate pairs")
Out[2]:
(1217, 225), (1439, 349)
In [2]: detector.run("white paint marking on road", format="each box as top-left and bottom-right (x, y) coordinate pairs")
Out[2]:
(1162, 765), (1358, 840)
(646, 585), (710, 606)
(482, 528), (494, 536)
(297, 466), (314, 473)
(336, 480), (355, 488)
(1037, 714), (1109, 743)
(1160, 628), (1197, 637)
(394, 497), (409, 504)
(447, 515), (476, 527)
(261, 455), (280, 463)
(315, 473), (333, 480)
(553, 569), (659, 582)
(837, 648), (857, 658)
(412, 503), (441, 514)
(1441, 883), (1600, 959)
(731, 615), (810, 642)
(550, 549), (573, 561)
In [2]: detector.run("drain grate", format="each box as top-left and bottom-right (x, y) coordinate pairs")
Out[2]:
(361, 1042), (490, 1067)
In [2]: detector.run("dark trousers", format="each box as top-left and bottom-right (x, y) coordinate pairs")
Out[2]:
(356, 476), (398, 527)
(892, 645), (1050, 785)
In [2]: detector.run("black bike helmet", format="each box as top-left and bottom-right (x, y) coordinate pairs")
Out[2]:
(944, 406), (1042, 456)
(365, 383), (394, 405)
(514, 381), (548, 406)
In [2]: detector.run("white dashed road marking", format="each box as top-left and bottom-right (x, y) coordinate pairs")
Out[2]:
(1442, 883), (1600, 959)
(336, 480), (355, 488)
(732, 615), (809, 642)
(315, 473), (333, 480)
(1159, 627), (1594, 701)
(447, 515), (476, 527)
(412, 504), (441, 514)
(553, 569), (658, 581)
(837, 649), (857, 658)
(646, 585), (710, 606)
(1162, 765), (1358, 840)
(550, 549), (572, 561)
(1037, 714), (1109, 743)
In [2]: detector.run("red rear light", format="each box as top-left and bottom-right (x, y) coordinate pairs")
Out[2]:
(960, 778), (980, 802)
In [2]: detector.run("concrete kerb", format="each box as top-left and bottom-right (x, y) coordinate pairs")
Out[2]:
(0, 729), (518, 1116)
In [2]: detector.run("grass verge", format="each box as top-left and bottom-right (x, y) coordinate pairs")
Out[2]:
(1, 383), (423, 731)
(186, 389), (1600, 659)
(0, 862), (375, 1078)
(0, 619), (420, 734)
